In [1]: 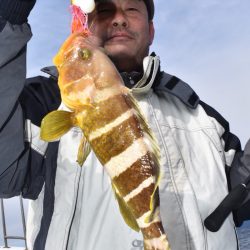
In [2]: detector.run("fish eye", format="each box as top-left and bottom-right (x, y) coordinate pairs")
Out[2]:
(79, 48), (91, 60)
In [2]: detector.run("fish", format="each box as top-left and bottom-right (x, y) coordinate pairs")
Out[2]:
(40, 4), (170, 250)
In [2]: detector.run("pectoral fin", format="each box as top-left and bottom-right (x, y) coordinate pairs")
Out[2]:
(77, 136), (91, 166)
(41, 110), (74, 141)
(112, 184), (140, 232)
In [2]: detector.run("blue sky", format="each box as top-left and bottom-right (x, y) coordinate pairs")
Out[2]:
(1, 0), (250, 247)
(26, 0), (250, 144)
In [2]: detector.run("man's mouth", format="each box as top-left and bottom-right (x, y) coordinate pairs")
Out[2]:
(107, 32), (133, 42)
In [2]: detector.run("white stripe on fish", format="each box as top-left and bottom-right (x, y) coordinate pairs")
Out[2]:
(94, 87), (124, 103)
(144, 235), (170, 250)
(88, 109), (134, 141)
(136, 207), (161, 228)
(123, 176), (155, 202)
(104, 138), (148, 178)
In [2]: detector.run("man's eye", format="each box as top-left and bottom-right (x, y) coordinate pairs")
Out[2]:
(127, 8), (138, 12)
(97, 8), (112, 14)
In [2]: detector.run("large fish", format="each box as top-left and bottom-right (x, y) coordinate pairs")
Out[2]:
(40, 5), (170, 250)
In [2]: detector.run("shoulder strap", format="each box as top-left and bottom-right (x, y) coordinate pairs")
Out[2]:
(154, 72), (200, 109)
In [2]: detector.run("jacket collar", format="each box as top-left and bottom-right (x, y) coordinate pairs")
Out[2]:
(41, 63), (199, 109)
(153, 71), (200, 109)
(41, 66), (59, 80)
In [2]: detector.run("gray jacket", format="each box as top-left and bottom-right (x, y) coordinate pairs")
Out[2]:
(1, 20), (250, 250)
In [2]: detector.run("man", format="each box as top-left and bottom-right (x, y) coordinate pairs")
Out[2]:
(88, 0), (154, 72)
(0, 0), (249, 249)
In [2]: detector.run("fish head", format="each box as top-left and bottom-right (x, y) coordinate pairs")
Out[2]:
(53, 33), (125, 109)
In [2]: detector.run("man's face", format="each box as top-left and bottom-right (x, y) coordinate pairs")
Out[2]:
(88, 0), (155, 72)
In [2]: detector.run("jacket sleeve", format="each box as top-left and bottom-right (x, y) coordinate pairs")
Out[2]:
(216, 113), (250, 226)
(229, 139), (250, 226)
(0, 0), (42, 198)
(200, 100), (250, 226)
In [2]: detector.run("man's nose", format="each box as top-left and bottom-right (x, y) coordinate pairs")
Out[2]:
(112, 10), (128, 28)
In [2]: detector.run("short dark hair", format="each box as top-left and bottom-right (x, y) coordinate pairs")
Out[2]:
(143, 0), (154, 20)
(94, 0), (154, 20)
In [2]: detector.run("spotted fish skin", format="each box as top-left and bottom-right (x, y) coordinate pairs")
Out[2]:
(41, 32), (170, 250)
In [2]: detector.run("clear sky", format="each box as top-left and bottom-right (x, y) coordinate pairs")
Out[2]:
(26, 0), (250, 145)
(1, 0), (250, 247)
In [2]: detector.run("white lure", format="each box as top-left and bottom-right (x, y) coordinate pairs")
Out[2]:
(72, 0), (95, 13)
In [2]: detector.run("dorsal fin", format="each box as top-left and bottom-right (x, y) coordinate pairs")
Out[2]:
(125, 91), (162, 222)
(70, 4), (91, 35)
(126, 91), (161, 161)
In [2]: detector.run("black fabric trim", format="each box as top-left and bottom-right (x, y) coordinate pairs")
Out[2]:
(154, 72), (200, 109)
(188, 92), (199, 107)
(120, 71), (143, 88)
(199, 100), (241, 152)
(22, 144), (46, 200)
(223, 132), (242, 152)
(19, 76), (61, 127)
(164, 75), (179, 90)
(199, 102), (244, 229)
(199, 100), (229, 131)
(41, 66), (59, 80)
(33, 142), (59, 250)
(235, 228), (240, 250)
(225, 164), (232, 189)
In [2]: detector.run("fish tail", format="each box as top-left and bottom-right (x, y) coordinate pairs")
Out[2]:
(40, 110), (74, 141)
(144, 234), (171, 250)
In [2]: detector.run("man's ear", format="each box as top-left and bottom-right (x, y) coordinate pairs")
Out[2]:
(149, 21), (155, 45)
